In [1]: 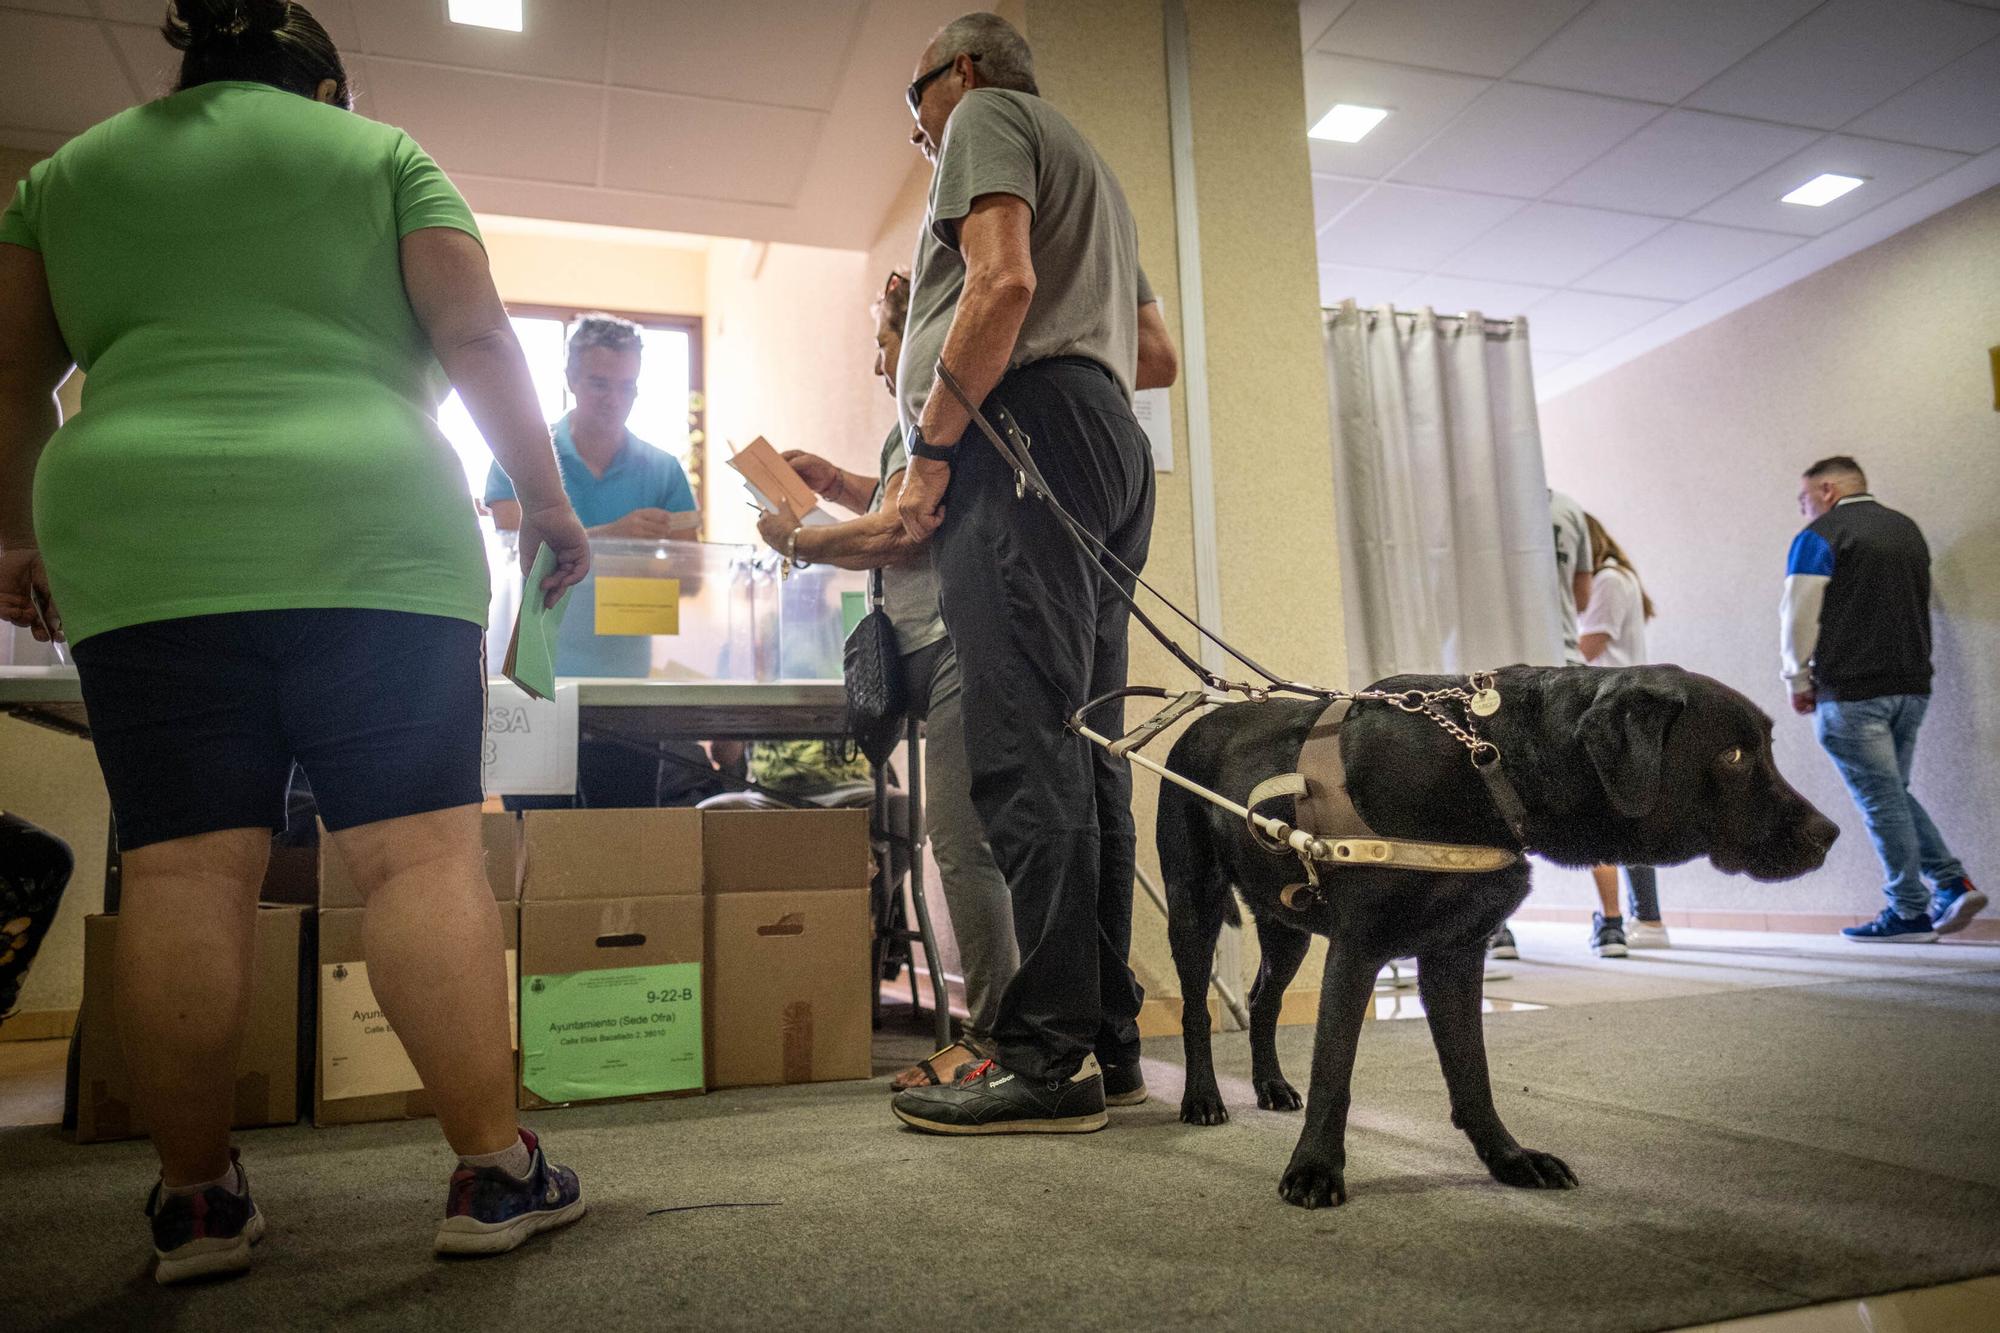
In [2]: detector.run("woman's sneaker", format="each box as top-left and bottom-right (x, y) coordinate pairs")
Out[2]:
(435, 1129), (586, 1256)
(1841, 907), (1938, 943)
(1487, 926), (1519, 960)
(1590, 912), (1628, 958)
(146, 1152), (264, 1285)
(1624, 919), (1671, 948)
(1931, 879), (1987, 936)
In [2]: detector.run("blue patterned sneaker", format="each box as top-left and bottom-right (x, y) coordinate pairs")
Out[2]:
(145, 1152), (264, 1285)
(1841, 907), (1938, 943)
(1931, 879), (1987, 936)
(435, 1129), (585, 1256)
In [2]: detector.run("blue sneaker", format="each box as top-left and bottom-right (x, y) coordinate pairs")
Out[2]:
(435, 1128), (585, 1256)
(145, 1152), (264, 1285)
(1931, 879), (1987, 936)
(1841, 907), (1938, 943)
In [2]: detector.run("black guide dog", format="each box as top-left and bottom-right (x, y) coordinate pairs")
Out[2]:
(1156, 664), (1840, 1209)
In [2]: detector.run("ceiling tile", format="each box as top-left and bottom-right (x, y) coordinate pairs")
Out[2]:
(1317, 261), (1420, 308)
(347, 0), (610, 83)
(1692, 134), (1970, 236)
(1299, 0), (1357, 52)
(1314, 0), (1592, 78)
(1530, 347), (1575, 381)
(1438, 201), (1666, 286)
(1392, 82), (1661, 197)
(1526, 289), (1676, 354)
(606, 0), (862, 112)
(106, 22), (175, 99)
(604, 89), (821, 208)
(1311, 174), (1369, 228)
(1393, 272), (1555, 319)
(1546, 110), (1821, 217)
(1574, 221), (1802, 301)
(1684, 0), (2000, 130)
(1315, 183), (1524, 270)
(1511, 0), (1819, 103)
(1843, 35), (2000, 154)
(0, 12), (136, 134)
(1302, 55), (1490, 180)
(365, 61), (605, 187)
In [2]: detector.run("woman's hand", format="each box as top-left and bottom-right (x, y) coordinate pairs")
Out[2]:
(0, 547), (61, 642)
(518, 501), (591, 609)
(756, 503), (803, 555)
(781, 450), (838, 497)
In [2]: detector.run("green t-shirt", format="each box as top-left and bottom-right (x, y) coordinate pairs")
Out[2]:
(0, 81), (489, 644)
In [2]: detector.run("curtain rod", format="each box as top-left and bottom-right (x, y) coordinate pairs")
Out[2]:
(1325, 303), (1522, 340)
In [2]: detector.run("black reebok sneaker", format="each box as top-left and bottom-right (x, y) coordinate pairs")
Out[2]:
(1101, 1059), (1148, 1107)
(891, 1056), (1108, 1135)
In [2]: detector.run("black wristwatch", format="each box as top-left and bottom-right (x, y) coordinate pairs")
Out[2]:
(908, 426), (957, 464)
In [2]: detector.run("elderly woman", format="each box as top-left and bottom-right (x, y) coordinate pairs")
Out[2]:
(755, 271), (1018, 1089)
(0, 0), (588, 1280)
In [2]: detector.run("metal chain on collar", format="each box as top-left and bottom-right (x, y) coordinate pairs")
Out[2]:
(1310, 670), (1503, 766)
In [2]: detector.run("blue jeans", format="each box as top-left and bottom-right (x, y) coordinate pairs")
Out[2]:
(1814, 694), (1965, 918)
(1622, 865), (1660, 922)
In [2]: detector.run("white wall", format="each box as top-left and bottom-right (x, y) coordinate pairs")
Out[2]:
(1529, 185), (2000, 927)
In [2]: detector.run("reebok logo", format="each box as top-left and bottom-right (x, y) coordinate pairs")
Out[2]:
(991, 1074), (1015, 1086)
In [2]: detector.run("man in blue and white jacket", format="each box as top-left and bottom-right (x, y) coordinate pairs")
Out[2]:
(1781, 455), (1981, 942)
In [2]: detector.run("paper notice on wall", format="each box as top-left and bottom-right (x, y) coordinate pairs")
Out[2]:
(1134, 388), (1173, 472)
(595, 576), (680, 636)
(520, 962), (703, 1104)
(483, 678), (578, 796)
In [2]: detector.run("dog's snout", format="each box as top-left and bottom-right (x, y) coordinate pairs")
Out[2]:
(1805, 812), (1840, 852)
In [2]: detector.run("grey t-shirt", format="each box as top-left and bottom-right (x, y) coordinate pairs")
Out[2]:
(872, 425), (947, 657)
(899, 89), (1151, 440)
(1550, 489), (1593, 666)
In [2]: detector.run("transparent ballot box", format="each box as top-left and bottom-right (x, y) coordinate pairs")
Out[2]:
(484, 530), (864, 683)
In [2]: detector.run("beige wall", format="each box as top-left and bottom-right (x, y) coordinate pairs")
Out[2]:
(1026, 0), (1341, 1013)
(480, 218), (707, 317)
(1533, 184), (2000, 923)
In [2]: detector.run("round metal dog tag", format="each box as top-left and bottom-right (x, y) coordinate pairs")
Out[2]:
(1470, 688), (1501, 717)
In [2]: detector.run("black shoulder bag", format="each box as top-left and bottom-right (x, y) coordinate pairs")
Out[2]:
(843, 567), (908, 766)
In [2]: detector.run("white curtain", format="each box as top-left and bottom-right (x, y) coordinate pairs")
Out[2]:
(1325, 299), (1564, 687)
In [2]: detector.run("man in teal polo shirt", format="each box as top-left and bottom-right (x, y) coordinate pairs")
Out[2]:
(485, 313), (717, 805)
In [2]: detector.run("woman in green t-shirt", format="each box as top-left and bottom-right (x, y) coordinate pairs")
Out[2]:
(0, 0), (588, 1281)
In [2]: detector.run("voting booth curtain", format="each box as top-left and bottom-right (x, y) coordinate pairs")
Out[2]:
(1323, 300), (1565, 687)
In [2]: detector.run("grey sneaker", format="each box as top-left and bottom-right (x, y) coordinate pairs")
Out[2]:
(891, 1056), (1107, 1135)
(1590, 912), (1628, 958)
(1487, 926), (1519, 960)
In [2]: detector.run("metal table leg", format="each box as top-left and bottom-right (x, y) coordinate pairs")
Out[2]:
(902, 716), (951, 1048)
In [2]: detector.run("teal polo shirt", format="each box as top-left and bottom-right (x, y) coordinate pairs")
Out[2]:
(485, 414), (696, 678)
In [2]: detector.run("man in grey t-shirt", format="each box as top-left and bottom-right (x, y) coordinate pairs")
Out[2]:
(888, 13), (1179, 1138)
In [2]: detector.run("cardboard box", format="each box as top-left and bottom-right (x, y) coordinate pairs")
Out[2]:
(76, 906), (306, 1144)
(319, 811), (520, 909)
(701, 810), (873, 1089)
(516, 809), (706, 1109)
(314, 906), (520, 1127)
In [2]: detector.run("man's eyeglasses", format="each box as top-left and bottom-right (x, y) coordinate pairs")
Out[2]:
(907, 52), (978, 116)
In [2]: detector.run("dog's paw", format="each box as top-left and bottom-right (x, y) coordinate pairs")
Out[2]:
(1179, 1091), (1230, 1126)
(1486, 1148), (1579, 1191)
(1254, 1077), (1303, 1112)
(1277, 1157), (1347, 1210)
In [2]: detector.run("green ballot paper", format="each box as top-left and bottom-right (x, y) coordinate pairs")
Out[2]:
(502, 541), (574, 701)
(520, 963), (703, 1104)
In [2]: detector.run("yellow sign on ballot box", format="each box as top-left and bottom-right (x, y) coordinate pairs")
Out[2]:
(595, 576), (681, 636)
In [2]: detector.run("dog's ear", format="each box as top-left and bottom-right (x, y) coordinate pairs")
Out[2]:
(1579, 674), (1687, 819)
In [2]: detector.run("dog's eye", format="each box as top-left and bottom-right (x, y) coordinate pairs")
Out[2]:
(1720, 746), (1746, 767)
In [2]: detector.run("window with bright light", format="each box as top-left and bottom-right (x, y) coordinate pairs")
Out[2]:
(437, 307), (705, 514)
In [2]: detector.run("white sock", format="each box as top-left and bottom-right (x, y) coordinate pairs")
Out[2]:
(164, 1162), (243, 1198)
(460, 1135), (532, 1180)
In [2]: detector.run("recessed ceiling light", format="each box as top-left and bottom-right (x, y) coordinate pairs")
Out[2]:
(1309, 103), (1390, 144)
(448, 0), (522, 32)
(1781, 173), (1864, 207)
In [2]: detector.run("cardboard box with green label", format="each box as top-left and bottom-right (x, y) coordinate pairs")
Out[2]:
(517, 808), (706, 1109)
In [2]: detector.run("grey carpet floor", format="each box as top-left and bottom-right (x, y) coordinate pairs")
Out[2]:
(10, 965), (2000, 1332)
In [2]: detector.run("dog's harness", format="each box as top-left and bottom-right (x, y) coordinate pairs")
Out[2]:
(929, 364), (1531, 892)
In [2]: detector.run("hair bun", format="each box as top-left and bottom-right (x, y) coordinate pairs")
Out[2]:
(164, 0), (290, 50)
